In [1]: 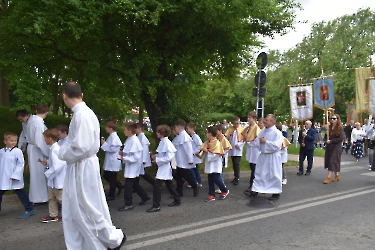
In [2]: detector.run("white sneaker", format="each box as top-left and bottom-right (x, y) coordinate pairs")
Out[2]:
(369, 165), (372, 171)
(282, 179), (287, 185)
(215, 188), (222, 194)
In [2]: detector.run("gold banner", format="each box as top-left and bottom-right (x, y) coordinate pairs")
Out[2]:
(355, 68), (372, 112)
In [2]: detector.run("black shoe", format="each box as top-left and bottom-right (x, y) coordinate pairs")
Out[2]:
(118, 205), (134, 211)
(297, 172), (303, 176)
(232, 179), (239, 185)
(139, 195), (151, 205)
(168, 201), (181, 207)
(230, 178), (237, 183)
(193, 188), (199, 197)
(305, 172), (311, 176)
(249, 191), (258, 200)
(106, 196), (115, 201)
(243, 188), (252, 196)
(268, 194), (280, 201)
(146, 207), (161, 213)
(108, 233), (127, 250)
(117, 185), (124, 196)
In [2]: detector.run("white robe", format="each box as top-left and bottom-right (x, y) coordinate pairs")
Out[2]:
(245, 141), (260, 164)
(0, 147), (25, 190)
(101, 132), (122, 172)
(25, 115), (49, 203)
(252, 126), (283, 194)
(18, 115), (35, 151)
(203, 152), (222, 174)
(155, 137), (177, 180)
(137, 132), (152, 175)
(122, 135), (143, 178)
(280, 147), (288, 164)
(227, 130), (245, 157)
(191, 133), (203, 164)
(44, 143), (66, 189)
(58, 102), (123, 250)
(172, 130), (194, 169)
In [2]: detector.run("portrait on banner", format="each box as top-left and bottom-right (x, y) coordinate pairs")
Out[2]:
(319, 85), (329, 101)
(296, 91), (306, 106)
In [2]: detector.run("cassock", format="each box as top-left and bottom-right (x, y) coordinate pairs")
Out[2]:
(155, 137), (177, 180)
(0, 147), (25, 190)
(25, 115), (49, 203)
(243, 123), (261, 164)
(18, 115), (35, 151)
(252, 125), (283, 194)
(122, 135), (143, 178)
(101, 132), (122, 172)
(137, 132), (152, 175)
(172, 130), (194, 169)
(59, 102), (123, 250)
(44, 143), (66, 189)
(202, 138), (225, 174)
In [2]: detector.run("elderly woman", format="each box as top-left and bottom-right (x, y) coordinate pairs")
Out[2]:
(351, 122), (366, 162)
(323, 114), (345, 184)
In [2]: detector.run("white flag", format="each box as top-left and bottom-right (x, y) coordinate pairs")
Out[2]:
(369, 79), (375, 114)
(289, 85), (313, 121)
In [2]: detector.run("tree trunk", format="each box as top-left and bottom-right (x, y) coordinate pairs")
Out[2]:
(51, 75), (59, 114)
(0, 77), (9, 106)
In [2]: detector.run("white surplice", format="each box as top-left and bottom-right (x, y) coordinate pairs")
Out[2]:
(122, 135), (143, 178)
(0, 147), (25, 190)
(252, 125), (283, 194)
(155, 137), (177, 180)
(203, 152), (222, 174)
(101, 132), (122, 172)
(172, 130), (194, 169)
(137, 132), (152, 175)
(25, 115), (49, 203)
(44, 143), (66, 189)
(58, 102), (123, 250)
(191, 133), (203, 164)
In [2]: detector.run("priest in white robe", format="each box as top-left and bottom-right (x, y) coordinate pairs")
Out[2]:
(251, 114), (283, 201)
(59, 81), (125, 250)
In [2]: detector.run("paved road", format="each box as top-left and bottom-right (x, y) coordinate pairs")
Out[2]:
(1, 151), (374, 250)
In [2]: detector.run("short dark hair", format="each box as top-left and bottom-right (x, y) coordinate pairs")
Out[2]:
(62, 81), (82, 99)
(233, 116), (240, 122)
(207, 126), (218, 137)
(156, 124), (171, 137)
(174, 119), (186, 127)
(43, 129), (59, 141)
(186, 123), (196, 130)
(276, 122), (282, 131)
(215, 124), (223, 132)
(55, 124), (69, 134)
(136, 123), (147, 131)
(15, 109), (29, 118)
(247, 111), (257, 119)
(124, 122), (137, 135)
(106, 121), (119, 130)
(36, 104), (49, 114)
(4, 132), (18, 140)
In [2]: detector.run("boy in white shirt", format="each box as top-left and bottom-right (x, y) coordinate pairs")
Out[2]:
(100, 121), (124, 201)
(147, 125), (180, 212)
(55, 124), (69, 147)
(186, 123), (203, 188)
(40, 129), (67, 222)
(0, 132), (34, 218)
(118, 122), (150, 211)
(136, 123), (155, 187)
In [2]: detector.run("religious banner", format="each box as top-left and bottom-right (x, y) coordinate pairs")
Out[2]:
(368, 78), (375, 114)
(289, 85), (313, 121)
(355, 68), (372, 112)
(347, 103), (359, 122)
(313, 77), (335, 109)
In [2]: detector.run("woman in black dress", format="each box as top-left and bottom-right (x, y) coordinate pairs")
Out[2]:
(323, 114), (345, 184)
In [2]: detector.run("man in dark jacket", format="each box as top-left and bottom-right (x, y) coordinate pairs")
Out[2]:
(344, 120), (354, 154)
(297, 120), (316, 176)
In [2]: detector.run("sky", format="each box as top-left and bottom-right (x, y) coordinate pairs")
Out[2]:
(263, 0), (375, 52)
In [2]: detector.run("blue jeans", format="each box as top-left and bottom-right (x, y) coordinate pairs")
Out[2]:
(208, 173), (228, 196)
(189, 165), (202, 184)
(0, 189), (33, 212)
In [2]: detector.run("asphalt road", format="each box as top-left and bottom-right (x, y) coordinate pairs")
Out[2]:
(1, 151), (375, 250)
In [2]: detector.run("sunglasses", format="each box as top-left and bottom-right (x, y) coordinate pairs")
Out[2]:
(331, 117), (337, 120)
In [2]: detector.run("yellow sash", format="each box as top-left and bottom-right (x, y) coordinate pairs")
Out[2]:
(201, 138), (225, 155)
(218, 134), (232, 150)
(225, 126), (244, 142)
(242, 123), (261, 142)
(281, 137), (291, 150)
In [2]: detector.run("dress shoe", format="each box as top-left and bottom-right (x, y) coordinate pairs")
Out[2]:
(297, 172), (303, 176)
(323, 177), (331, 184)
(305, 172), (311, 176)
(243, 188), (252, 196)
(232, 179), (239, 185)
(118, 205), (134, 211)
(139, 195), (151, 205)
(106, 196), (115, 201)
(332, 174), (340, 182)
(268, 194), (280, 201)
(108, 234), (127, 250)
(249, 191), (258, 200)
(193, 188), (199, 197)
(168, 201), (181, 207)
(117, 185), (124, 196)
(146, 207), (161, 213)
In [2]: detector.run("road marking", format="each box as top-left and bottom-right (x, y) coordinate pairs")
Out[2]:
(361, 172), (375, 176)
(124, 186), (374, 249)
(340, 166), (366, 172)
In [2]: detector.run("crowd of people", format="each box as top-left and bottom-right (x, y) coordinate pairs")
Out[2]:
(1, 81), (375, 250)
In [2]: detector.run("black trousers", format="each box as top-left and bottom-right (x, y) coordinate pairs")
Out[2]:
(175, 167), (197, 195)
(249, 163), (256, 189)
(152, 179), (180, 208)
(103, 170), (123, 198)
(124, 177), (148, 206)
(140, 172), (155, 186)
(231, 156), (241, 179)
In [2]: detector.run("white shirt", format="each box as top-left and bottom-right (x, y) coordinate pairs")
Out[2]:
(172, 130), (194, 169)
(44, 142), (66, 189)
(155, 137), (177, 180)
(101, 132), (122, 172)
(0, 147), (25, 190)
(122, 135), (143, 178)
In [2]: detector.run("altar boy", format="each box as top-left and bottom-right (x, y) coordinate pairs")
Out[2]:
(0, 132), (34, 218)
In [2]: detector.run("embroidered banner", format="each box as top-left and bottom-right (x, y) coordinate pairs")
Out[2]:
(313, 78), (335, 110)
(355, 68), (372, 112)
(289, 85), (313, 121)
(368, 78), (375, 114)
